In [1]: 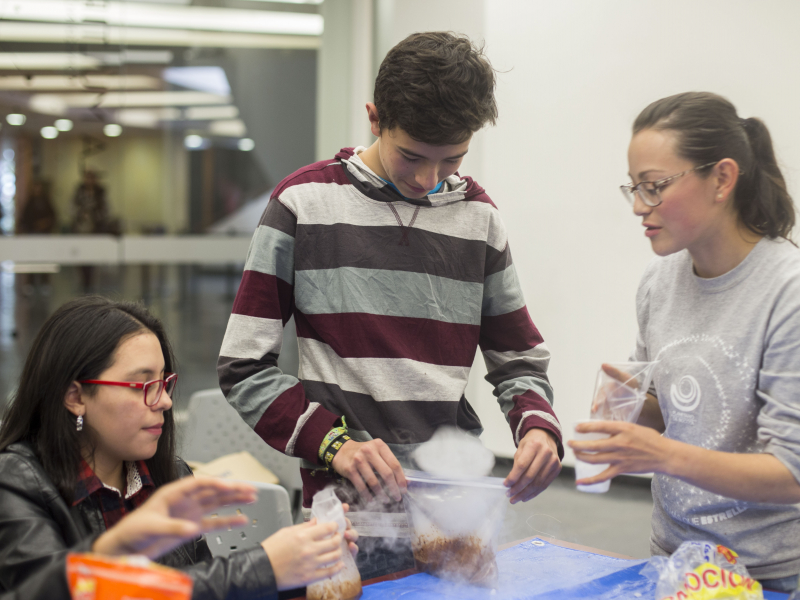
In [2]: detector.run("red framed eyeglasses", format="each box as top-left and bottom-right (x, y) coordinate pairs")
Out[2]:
(79, 373), (178, 407)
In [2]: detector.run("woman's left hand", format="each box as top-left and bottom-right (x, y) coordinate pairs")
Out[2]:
(568, 421), (673, 485)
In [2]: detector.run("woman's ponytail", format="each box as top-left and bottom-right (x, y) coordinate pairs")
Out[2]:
(737, 117), (795, 239)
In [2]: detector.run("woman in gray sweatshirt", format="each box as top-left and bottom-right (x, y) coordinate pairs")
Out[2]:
(570, 92), (800, 593)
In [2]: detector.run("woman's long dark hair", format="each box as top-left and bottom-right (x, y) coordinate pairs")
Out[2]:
(0, 296), (178, 502)
(633, 91), (795, 240)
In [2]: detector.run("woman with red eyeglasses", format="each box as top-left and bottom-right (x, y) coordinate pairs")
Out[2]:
(0, 296), (357, 599)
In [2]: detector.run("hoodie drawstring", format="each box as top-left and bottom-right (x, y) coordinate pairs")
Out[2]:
(386, 204), (421, 246)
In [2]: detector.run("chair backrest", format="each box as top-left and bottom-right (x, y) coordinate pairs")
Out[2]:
(206, 481), (293, 558)
(179, 388), (302, 492)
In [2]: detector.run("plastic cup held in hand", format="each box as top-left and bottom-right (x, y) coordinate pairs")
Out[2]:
(590, 361), (657, 423)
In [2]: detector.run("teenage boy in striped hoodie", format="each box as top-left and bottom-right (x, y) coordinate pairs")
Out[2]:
(218, 30), (563, 555)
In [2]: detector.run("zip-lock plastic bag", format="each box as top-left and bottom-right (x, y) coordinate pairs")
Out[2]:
(402, 470), (508, 587)
(305, 487), (362, 600)
(590, 361), (657, 423)
(641, 541), (763, 600)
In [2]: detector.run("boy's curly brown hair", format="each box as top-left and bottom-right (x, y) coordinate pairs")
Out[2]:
(374, 31), (498, 145)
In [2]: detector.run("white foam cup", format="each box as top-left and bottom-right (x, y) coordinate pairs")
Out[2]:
(572, 421), (611, 493)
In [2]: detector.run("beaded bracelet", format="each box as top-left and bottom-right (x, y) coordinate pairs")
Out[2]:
(323, 433), (352, 470)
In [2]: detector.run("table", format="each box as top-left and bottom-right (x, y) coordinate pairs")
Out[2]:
(291, 537), (791, 600)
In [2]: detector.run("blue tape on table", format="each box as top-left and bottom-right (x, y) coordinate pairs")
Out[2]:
(360, 538), (790, 599)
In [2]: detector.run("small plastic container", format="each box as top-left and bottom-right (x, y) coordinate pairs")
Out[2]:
(305, 488), (362, 600)
(572, 421), (611, 493)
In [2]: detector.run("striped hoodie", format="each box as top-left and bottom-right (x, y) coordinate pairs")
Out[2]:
(217, 147), (562, 506)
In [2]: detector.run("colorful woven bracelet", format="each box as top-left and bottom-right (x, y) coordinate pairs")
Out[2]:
(319, 426), (347, 461)
(323, 433), (352, 469)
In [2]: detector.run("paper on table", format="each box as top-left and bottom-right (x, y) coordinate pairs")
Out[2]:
(188, 451), (279, 485)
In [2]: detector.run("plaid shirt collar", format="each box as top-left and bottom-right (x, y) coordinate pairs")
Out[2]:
(73, 459), (155, 507)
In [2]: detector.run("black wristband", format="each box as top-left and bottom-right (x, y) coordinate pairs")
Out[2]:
(323, 433), (352, 470)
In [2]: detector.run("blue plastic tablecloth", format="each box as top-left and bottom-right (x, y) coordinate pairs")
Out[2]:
(360, 538), (790, 599)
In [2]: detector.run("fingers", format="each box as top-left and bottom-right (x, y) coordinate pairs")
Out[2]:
(601, 364), (634, 385)
(378, 443), (407, 498)
(575, 465), (617, 486)
(355, 453), (392, 503)
(306, 521), (340, 541)
(348, 541), (359, 558)
(508, 450), (560, 504)
(316, 547), (343, 567)
(518, 457), (561, 503)
(503, 453), (528, 489)
(574, 420), (623, 435)
(344, 527), (358, 541)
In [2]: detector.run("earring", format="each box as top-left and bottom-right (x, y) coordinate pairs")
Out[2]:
(76, 415), (83, 432)
(717, 193), (723, 199)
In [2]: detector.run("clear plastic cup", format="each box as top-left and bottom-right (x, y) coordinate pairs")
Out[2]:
(572, 421), (610, 493)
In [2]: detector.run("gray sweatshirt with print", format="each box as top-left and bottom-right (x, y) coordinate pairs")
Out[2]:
(634, 237), (800, 579)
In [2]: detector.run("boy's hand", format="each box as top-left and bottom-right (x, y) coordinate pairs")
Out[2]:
(331, 439), (407, 503)
(503, 428), (561, 504)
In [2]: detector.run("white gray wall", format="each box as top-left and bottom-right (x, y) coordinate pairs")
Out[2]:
(318, 0), (800, 464)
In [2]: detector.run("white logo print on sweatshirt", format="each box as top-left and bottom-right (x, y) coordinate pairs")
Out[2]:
(670, 375), (702, 412)
(654, 334), (757, 526)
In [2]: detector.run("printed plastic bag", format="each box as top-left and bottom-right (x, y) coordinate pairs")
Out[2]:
(66, 553), (193, 600)
(641, 541), (763, 600)
(305, 487), (362, 600)
(402, 470), (508, 587)
(590, 361), (657, 423)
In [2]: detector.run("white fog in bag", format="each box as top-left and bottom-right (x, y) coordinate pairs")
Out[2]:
(402, 427), (509, 587)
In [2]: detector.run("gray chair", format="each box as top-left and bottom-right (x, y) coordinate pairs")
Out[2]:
(205, 481), (293, 558)
(180, 388), (303, 518)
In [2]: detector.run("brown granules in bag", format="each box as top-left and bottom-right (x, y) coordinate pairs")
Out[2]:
(412, 534), (499, 587)
(306, 578), (362, 600)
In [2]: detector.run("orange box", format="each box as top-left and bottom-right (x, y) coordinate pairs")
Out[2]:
(67, 553), (193, 600)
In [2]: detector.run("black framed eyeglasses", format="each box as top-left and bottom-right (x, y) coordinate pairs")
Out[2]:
(620, 161), (719, 207)
(79, 373), (178, 407)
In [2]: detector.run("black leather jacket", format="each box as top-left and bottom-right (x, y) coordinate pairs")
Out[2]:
(0, 442), (278, 600)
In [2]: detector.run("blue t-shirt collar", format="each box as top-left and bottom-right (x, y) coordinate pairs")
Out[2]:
(378, 177), (444, 199)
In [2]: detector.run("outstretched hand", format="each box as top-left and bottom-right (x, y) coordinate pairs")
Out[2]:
(93, 477), (257, 559)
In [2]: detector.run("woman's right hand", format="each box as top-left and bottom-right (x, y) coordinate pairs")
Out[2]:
(261, 520), (344, 590)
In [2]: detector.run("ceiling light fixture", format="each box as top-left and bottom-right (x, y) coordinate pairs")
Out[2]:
(0, 23), (319, 49)
(103, 123), (123, 137)
(0, 52), (101, 70)
(209, 119), (247, 137)
(238, 138), (255, 151)
(0, 74), (162, 91)
(184, 105), (239, 120)
(0, 2), (324, 35)
(184, 134), (206, 150)
(29, 91), (230, 110)
(40, 126), (58, 139)
(6, 114), (26, 126)
(54, 118), (73, 131)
